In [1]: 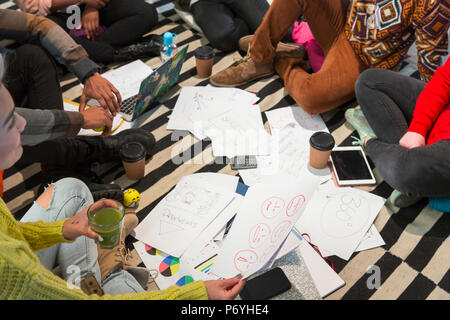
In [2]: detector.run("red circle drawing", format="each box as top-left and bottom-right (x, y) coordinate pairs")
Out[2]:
(233, 250), (258, 274)
(248, 223), (271, 249)
(261, 196), (285, 219)
(271, 220), (292, 243)
(286, 195), (306, 217)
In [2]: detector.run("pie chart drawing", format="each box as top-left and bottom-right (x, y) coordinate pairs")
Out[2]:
(176, 275), (194, 287)
(145, 244), (161, 256)
(159, 256), (180, 277)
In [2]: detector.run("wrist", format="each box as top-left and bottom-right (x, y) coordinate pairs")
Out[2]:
(82, 70), (99, 84)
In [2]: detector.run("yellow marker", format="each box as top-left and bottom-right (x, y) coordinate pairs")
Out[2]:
(93, 126), (105, 132)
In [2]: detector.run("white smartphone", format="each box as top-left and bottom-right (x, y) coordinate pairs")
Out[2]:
(329, 146), (376, 186)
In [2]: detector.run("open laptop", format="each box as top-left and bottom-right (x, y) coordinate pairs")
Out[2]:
(117, 45), (189, 121)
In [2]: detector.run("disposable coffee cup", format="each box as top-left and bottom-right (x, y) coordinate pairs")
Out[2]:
(120, 142), (146, 181)
(194, 46), (215, 78)
(309, 132), (335, 169)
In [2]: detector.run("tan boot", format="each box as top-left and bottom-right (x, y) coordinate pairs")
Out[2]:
(209, 52), (275, 87)
(238, 35), (306, 55)
(97, 213), (139, 283)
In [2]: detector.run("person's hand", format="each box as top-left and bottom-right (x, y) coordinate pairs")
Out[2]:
(80, 72), (122, 116)
(399, 131), (426, 149)
(62, 206), (100, 241)
(80, 106), (114, 136)
(204, 277), (246, 300)
(82, 6), (100, 40)
(81, 0), (110, 9)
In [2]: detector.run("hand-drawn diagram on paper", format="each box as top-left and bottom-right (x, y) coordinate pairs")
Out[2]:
(133, 176), (235, 257)
(211, 172), (319, 278)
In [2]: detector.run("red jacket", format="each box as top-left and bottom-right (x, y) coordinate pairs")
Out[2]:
(408, 59), (450, 145)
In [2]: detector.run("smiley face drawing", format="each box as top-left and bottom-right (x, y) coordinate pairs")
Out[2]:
(286, 195), (306, 217)
(248, 223), (271, 249)
(233, 250), (258, 274)
(320, 194), (370, 238)
(261, 196), (285, 219)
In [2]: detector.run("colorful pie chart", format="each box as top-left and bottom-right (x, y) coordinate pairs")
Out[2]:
(159, 256), (180, 277)
(176, 275), (194, 287)
(145, 244), (161, 256)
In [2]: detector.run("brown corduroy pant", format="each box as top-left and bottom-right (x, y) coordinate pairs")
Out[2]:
(249, 0), (368, 114)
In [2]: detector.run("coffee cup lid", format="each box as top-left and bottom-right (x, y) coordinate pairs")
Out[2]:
(309, 132), (335, 151)
(120, 142), (146, 163)
(195, 46), (215, 60)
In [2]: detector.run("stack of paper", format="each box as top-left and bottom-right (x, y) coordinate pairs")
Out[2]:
(132, 173), (240, 290)
(294, 185), (386, 261)
(167, 86), (270, 158)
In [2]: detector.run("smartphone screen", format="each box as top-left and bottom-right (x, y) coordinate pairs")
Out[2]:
(330, 149), (373, 181)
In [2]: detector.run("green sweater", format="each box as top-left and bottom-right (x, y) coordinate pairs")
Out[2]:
(0, 198), (208, 300)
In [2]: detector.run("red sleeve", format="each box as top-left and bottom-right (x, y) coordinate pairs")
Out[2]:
(408, 59), (450, 137)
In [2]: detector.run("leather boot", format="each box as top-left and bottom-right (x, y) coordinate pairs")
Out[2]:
(97, 213), (140, 284)
(209, 52), (275, 87)
(113, 36), (163, 62)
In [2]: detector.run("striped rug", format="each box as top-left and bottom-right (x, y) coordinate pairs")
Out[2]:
(2, 0), (449, 300)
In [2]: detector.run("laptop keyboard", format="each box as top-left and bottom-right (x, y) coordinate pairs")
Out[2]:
(120, 95), (138, 116)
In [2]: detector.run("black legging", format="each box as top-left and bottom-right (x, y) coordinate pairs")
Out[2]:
(355, 68), (450, 198)
(3, 44), (63, 110)
(48, 0), (158, 63)
(191, 0), (270, 52)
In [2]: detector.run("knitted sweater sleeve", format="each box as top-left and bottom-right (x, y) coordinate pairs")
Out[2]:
(0, 247), (208, 300)
(19, 219), (73, 251)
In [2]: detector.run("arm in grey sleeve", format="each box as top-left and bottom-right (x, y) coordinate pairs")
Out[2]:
(17, 108), (84, 145)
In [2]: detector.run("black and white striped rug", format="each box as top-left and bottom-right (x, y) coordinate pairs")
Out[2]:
(2, 0), (449, 300)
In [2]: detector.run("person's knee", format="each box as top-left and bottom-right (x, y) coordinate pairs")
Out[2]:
(135, 2), (159, 30)
(209, 30), (240, 52)
(386, 161), (422, 196)
(50, 178), (93, 207)
(15, 44), (53, 68)
(36, 184), (55, 209)
(355, 68), (389, 101)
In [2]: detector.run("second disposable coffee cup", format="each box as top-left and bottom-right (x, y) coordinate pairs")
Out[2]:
(194, 46), (215, 78)
(309, 132), (335, 169)
(120, 142), (146, 180)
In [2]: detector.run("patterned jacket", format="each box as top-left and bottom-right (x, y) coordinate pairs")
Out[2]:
(345, 0), (449, 81)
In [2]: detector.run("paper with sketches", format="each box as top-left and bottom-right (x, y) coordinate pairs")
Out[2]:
(238, 123), (330, 186)
(211, 168), (320, 278)
(167, 86), (266, 156)
(100, 60), (153, 99)
(133, 241), (218, 290)
(294, 187), (385, 260)
(133, 175), (236, 257)
(355, 224), (385, 252)
(63, 100), (132, 136)
(167, 86), (258, 138)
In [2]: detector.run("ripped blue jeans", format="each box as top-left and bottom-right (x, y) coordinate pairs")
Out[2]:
(20, 178), (145, 296)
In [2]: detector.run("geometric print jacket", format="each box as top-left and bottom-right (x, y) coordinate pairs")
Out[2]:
(345, 0), (449, 81)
